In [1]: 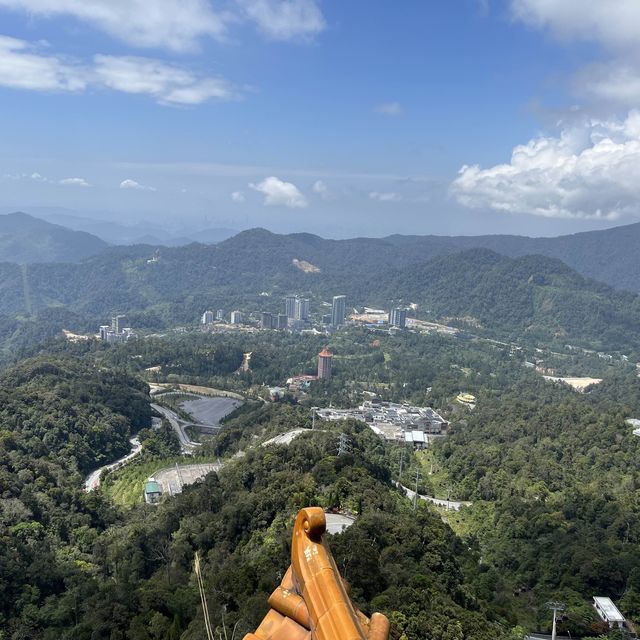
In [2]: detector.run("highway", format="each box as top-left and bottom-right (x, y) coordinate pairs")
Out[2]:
(84, 437), (142, 491)
(151, 403), (202, 453)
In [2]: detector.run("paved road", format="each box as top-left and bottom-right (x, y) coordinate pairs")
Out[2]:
(398, 483), (472, 511)
(84, 437), (142, 491)
(152, 403), (201, 453)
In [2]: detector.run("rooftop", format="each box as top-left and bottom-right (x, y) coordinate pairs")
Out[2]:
(593, 596), (625, 623)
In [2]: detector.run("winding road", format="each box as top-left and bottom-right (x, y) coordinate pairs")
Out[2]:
(398, 482), (472, 511)
(151, 403), (202, 453)
(84, 437), (142, 492)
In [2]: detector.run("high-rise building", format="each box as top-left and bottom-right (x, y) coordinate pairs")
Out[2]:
(112, 314), (126, 334)
(389, 307), (407, 328)
(317, 348), (333, 380)
(331, 295), (346, 327)
(261, 312), (274, 329)
(295, 298), (310, 321)
(285, 295), (297, 318)
(277, 314), (289, 329)
(99, 325), (110, 341)
(230, 310), (243, 324)
(216, 309), (224, 321)
(201, 310), (215, 325)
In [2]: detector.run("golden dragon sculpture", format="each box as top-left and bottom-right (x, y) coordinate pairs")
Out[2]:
(244, 507), (390, 640)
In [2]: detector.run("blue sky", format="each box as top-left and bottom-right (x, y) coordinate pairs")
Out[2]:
(1, 0), (639, 238)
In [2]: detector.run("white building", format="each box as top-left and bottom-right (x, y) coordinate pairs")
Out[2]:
(593, 596), (625, 629)
(230, 310), (243, 324)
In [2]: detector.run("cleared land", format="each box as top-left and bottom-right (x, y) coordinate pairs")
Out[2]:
(542, 375), (602, 391)
(154, 462), (221, 496)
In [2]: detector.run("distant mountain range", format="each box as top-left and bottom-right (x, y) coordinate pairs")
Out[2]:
(2, 210), (638, 296)
(18, 207), (238, 247)
(0, 226), (635, 357)
(383, 223), (640, 293)
(2, 211), (640, 355)
(0, 212), (108, 263)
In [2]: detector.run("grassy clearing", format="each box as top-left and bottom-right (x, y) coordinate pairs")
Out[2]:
(101, 454), (222, 506)
(416, 448), (454, 498)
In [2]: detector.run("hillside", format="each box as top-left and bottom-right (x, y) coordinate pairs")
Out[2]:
(0, 231), (637, 356)
(385, 221), (640, 293)
(0, 212), (108, 263)
(374, 248), (640, 350)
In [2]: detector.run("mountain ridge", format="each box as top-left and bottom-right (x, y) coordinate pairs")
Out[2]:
(0, 211), (108, 263)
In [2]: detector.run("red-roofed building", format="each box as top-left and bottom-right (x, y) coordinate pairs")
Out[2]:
(318, 348), (333, 380)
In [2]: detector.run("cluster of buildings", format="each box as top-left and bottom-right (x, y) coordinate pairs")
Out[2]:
(389, 306), (407, 328)
(201, 309), (245, 325)
(200, 294), (349, 333)
(199, 296), (413, 336)
(317, 400), (448, 447)
(201, 309), (225, 325)
(261, 312), (289, 330)
(348, 305), (410, 330)
(99, 314), (136, 343)
(283, 294), (347, 330)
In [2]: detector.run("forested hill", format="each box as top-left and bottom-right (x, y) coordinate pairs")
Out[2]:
(0, 377), (515, 639)
(372, 248), (640, 350)
(0, 232), (639, 354)
(385, 221), (640, 294)
(0, 212), (108, 263)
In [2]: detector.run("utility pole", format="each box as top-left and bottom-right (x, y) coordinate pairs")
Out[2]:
(311, 406), (318, 429)
(413, 469), (421, 511)
(546, 601), (565, 640)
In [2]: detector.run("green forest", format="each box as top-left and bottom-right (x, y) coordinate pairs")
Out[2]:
(1, 230), (640, 361)
(1, 321), (638, 638)
(0, 220), (637, 639)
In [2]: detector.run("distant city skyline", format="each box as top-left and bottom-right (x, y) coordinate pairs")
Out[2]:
(1, 2), (640, 238)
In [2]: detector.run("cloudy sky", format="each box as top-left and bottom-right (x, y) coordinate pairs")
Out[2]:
(1, 0), (640, 238)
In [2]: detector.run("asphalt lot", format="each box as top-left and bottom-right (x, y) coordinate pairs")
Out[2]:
(181, 396), (242, 426)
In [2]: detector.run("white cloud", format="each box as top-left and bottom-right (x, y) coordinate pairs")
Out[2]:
(237, 0), (325, 41)
(231, 190), (245, 202)
(2, 171), (52, 182)
(573, 61), (640, 108)
(0, 0), (326, 50)
(451, 110), (640, 220)
(369, 191), (402, 202)
(249, 176), (307, 208)
(511, 1), (640, 108)
(120, 178), (156, 191)
(0, 35), (87, 92)
(312, 179), (331, 200)
(511, 1), (640, 52)
(60, 177), (90, 187)
(374, 102), (403, 116)
(0, 0), (227, 52)
(93, 55), (239, 105)
(0, 36), (238, 106)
